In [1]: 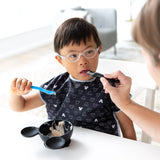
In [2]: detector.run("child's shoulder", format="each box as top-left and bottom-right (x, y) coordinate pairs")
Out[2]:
(53, 72), (69, 81)
(41, 72), (69, 89)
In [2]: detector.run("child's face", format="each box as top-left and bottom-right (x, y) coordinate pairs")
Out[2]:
(55, 36), (102, 81)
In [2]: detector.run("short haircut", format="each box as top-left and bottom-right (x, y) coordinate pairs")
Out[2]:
(54, 18), (101, 53)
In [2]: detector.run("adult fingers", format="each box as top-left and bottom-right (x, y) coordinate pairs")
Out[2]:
(100, 77), (114, 93)
(104, 70), (131, 86)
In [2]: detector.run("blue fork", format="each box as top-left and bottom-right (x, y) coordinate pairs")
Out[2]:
(31, 86), (56, 95)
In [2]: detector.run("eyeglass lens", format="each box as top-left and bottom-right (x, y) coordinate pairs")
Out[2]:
(67, 48), (97, 62)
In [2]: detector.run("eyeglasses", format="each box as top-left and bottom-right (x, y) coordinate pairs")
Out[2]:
(57, 47), (99, 63)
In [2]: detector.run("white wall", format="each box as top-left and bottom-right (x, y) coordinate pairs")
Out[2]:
(0, 0), (146, 58)
(0, 0), (59, 39)
(0, 0), (146, 39)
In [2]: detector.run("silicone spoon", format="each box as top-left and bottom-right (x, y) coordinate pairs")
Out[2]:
(87, 71), (119, 87)
(31, 86), (56, 95)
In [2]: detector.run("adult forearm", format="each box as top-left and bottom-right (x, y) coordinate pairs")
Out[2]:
(121, 101), (160, 143)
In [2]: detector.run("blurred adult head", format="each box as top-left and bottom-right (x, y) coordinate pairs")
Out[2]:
(132, 0), (160, 85)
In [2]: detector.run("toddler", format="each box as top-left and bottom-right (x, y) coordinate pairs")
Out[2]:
(10, 18), (136, 140)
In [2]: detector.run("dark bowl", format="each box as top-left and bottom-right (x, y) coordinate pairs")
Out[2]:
(21, 119), (73, 149)
(39, 120), (73, 147)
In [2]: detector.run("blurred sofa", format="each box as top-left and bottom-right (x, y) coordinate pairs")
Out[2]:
(85, 8), (117, 55)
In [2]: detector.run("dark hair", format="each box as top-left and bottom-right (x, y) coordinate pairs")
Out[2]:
(132, 0), (160, 65)
(54, 18), (101, 53)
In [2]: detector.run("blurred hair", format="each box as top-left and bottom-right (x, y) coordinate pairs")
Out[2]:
(54, 18), (101, 54)
(132, 0), (160, 65)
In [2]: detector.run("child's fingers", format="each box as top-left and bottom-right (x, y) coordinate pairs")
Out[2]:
(20, 78), (28, 91)
(16, 78), (23, 89)
(11, 78), (18, 88)
(26, 80), (32, 91)
(11, 78), (32, 95)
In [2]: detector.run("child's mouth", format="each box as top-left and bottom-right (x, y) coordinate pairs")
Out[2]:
(80, 70), (90, 75)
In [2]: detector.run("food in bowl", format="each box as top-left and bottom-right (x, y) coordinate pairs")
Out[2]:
(48, 121), (65, 137)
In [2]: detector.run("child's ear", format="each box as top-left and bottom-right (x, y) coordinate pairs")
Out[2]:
(98, 45), (102, 54)
(55, 55), (64, 66)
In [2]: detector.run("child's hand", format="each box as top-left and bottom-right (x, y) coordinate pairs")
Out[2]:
(11, 78), (32, 95)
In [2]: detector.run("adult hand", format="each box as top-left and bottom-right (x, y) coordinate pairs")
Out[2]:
(100, 70), (132, 109)
(11, 78), (32, 96)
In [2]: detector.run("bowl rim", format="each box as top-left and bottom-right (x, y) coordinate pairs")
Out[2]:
(38, 119), (73, 138)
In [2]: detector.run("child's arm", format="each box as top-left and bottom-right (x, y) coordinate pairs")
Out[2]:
(9, 78), (44, 112)
(115, 111), (137, 140)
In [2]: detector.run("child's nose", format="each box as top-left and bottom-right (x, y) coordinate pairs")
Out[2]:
(79, 55), (88, 65)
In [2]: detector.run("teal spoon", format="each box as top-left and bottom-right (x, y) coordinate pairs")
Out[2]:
(31, 86), (56, 95)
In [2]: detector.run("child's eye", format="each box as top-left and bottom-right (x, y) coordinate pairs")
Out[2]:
(86, 50), (94, 55)
(69, 53), (78, 58)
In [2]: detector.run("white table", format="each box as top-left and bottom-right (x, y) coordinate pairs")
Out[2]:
(0, 107), (160, 160)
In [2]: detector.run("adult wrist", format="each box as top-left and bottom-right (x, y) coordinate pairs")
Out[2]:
(118, 99), (133, 112)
